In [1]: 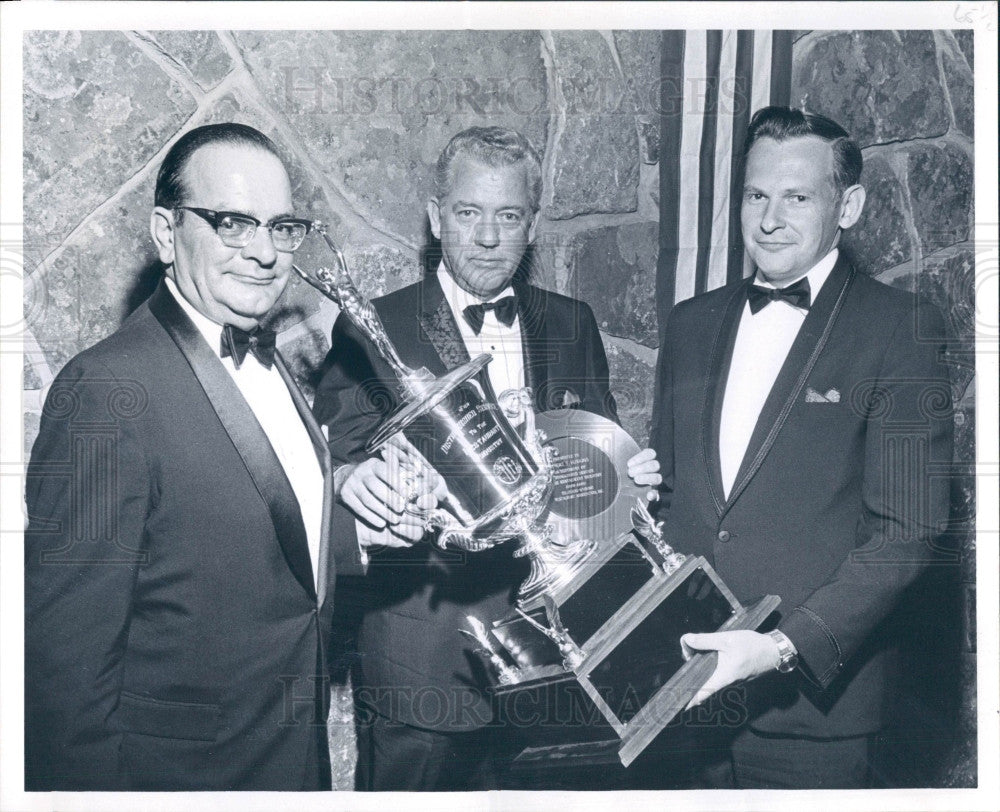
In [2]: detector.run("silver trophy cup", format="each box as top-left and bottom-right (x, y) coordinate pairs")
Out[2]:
(294, 223), (592, 606)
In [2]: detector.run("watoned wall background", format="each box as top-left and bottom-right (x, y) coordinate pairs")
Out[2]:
(21, 29), (976, 788)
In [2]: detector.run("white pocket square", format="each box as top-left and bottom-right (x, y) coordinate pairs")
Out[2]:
(562, 391), (582, 408)
(805, 386), (840, 403)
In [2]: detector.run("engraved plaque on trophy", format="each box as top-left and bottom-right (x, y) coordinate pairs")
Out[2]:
(366, 355), (543, 545)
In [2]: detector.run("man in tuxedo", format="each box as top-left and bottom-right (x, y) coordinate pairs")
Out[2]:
(650, 107), (953, 788)
(24, 123), (365, 790)
(313, 126), (660, 790)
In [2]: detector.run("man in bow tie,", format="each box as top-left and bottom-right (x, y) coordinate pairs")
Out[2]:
(312, 126), (661, 790)
(24, 123), (424, 790)
(650, 107), (953, 788)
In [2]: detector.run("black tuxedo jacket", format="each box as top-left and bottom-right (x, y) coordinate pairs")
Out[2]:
(650, 256), (953, 738)
(313, 273), (616, 731)
(25, 281), (355, 790)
